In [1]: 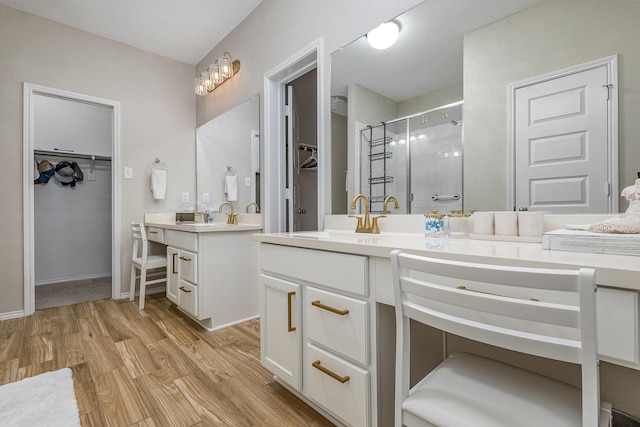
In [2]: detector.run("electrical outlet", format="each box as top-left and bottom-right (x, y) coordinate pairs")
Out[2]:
(87, 169), (96, 181)
(123, 167), (133, 179)
(182, 192), (189, 203)
(245, 177), (251, 186)
(202, 193), (210, 203)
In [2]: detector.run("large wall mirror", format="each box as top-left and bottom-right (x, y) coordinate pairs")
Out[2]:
(197, 94), (260, 213)
(330, 0), (640, 214)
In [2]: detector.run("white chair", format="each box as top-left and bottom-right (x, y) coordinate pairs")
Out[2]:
(391, 250), (611, 427)
(129, 222), (167, 309)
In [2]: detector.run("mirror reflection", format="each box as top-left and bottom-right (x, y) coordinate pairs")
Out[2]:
(196, 94), (260, 213)
(331, 0), (556, 214)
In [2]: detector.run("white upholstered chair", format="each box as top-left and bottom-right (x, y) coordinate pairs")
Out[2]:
(129, 222), (167, 309)
(391, 250), (611, 427)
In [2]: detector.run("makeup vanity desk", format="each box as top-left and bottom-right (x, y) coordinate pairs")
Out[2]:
(144, 213), (262, 331)
(254, 230), (640, 427)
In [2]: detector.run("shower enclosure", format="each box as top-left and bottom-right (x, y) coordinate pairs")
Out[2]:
(360, 101), (463, 214)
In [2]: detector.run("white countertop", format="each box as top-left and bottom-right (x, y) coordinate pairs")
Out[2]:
(145, 212), (263, 233)
(253, 230), (640, 290)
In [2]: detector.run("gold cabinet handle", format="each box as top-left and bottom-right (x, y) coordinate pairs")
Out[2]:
(179, 256), (192, 262)
(149, 231), (158, 234)
(179, 286), (192, 293)
(311, 300), (349, 316)
(287, 291), (296, 332)
(312, 360), (350, 383)
(172, 253), (178, 274)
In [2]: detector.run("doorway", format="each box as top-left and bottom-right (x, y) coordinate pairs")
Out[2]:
(286, 69), (318, 232)
(23, 83), (121, 315)
(508, 56), (618, 213)
(263, 39), (325, 233)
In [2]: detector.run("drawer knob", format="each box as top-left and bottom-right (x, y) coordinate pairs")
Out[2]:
(179, 286), (192, 293)
(312, 360), (350, 383)
(311, 300), (349, 316)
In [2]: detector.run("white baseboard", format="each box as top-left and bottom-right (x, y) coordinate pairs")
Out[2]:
(0, 310), (26, 321)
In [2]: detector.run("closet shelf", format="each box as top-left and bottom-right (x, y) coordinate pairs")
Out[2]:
(34, 149), (111, 162)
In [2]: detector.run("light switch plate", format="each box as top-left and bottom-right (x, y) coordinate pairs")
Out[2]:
(245, 177), (251, 186)
(202, 192), (210, 203)
(182, 192), (190, 203)
(123, 167), (133, 179)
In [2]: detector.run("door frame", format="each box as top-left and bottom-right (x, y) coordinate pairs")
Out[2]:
(507, 55), (618, 212)
(22, 83), (121, 315)
(263, 38), (325, 233)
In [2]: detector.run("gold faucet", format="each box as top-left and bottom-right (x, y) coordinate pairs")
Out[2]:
(383, 196), (400, 214)
(246, 202), (260, 213)
(218, 201), (238, 224)
(350, 193), (387, 234)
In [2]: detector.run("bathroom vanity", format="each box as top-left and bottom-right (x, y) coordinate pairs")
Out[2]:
(255, 225), (640, 426)
(145, 213), (262, 331)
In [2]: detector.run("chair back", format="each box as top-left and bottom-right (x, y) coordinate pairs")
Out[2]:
(130, 222), (148, 261)
(391, 250), (599, 427)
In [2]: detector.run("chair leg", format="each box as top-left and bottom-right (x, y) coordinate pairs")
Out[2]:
(130, 264), (137, 301)
(138, 266), (147, 310)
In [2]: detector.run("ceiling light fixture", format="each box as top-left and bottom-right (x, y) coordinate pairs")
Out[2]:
(195, 52), (240, 96)
(367, 21), (400, 50)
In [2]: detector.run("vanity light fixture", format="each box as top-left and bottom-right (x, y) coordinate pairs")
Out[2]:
(367, 21), (400, 50)
(194, 52), (240, 96)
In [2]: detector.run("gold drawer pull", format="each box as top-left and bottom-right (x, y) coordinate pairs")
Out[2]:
(149, 231), (158, 234)
(179, 286), (192, 293)
(311, 300), (349, 316)
(172, 253), (178, 274)
(287, 291), (296, 332)
(179, 256), (192, 262)
(312, 360), (350, 383)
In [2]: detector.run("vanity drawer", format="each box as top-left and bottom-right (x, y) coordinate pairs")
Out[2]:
(597, 287), (638, 366)
(166, 230), (198, 252)
(179, 249), (198, 284)
(304, 343), (369, 427)
(178, 280), (198, 317)
(146, 226), (165, 243)
(305, 286), (369, 365)
(260, 244), (368, 296)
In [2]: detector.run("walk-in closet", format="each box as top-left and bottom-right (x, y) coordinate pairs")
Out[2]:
(31, 89), (114, 309)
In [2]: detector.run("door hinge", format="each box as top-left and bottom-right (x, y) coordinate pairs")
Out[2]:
(602, 84), (613, 100)
(285, 187), (292, 200)
(606, 182), (611, 197)
(284, 104), (291, 117)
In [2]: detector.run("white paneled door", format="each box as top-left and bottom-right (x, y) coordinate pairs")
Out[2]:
(514, 64), (614, 213)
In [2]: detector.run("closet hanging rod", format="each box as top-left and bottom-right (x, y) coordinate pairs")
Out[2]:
(34, 149), (111, 162)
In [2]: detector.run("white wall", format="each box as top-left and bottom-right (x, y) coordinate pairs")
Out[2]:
(0, 5), (195, 314)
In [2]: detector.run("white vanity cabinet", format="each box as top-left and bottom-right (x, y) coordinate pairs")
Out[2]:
(151, 226), (259, 331)
(260, 243), (373, 427)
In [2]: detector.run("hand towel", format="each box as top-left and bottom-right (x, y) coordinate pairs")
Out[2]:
(225, 174), (238, 201)
(151, 168), (167, 200)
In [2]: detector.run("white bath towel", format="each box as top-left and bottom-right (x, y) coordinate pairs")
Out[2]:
(225, 174), (238, 201)
(151, 168), (167, 200)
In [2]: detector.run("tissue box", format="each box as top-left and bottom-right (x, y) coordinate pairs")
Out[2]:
(176, 212), (208, 223)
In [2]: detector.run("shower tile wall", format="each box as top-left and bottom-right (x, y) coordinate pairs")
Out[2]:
(410, 122), (462, 214)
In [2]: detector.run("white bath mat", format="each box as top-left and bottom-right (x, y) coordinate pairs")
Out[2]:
(0, 368), (81, 426)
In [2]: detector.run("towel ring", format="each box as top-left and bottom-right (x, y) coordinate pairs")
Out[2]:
(152, 158), (167, 171)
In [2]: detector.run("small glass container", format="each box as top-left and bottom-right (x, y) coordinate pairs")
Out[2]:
(447, 210), (471, 238)
(424, 210), (446, 236)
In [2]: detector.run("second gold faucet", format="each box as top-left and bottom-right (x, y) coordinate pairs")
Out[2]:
(218, 201), (238, 225)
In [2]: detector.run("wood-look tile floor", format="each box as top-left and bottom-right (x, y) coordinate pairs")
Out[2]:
(0, 294), (334, 426)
